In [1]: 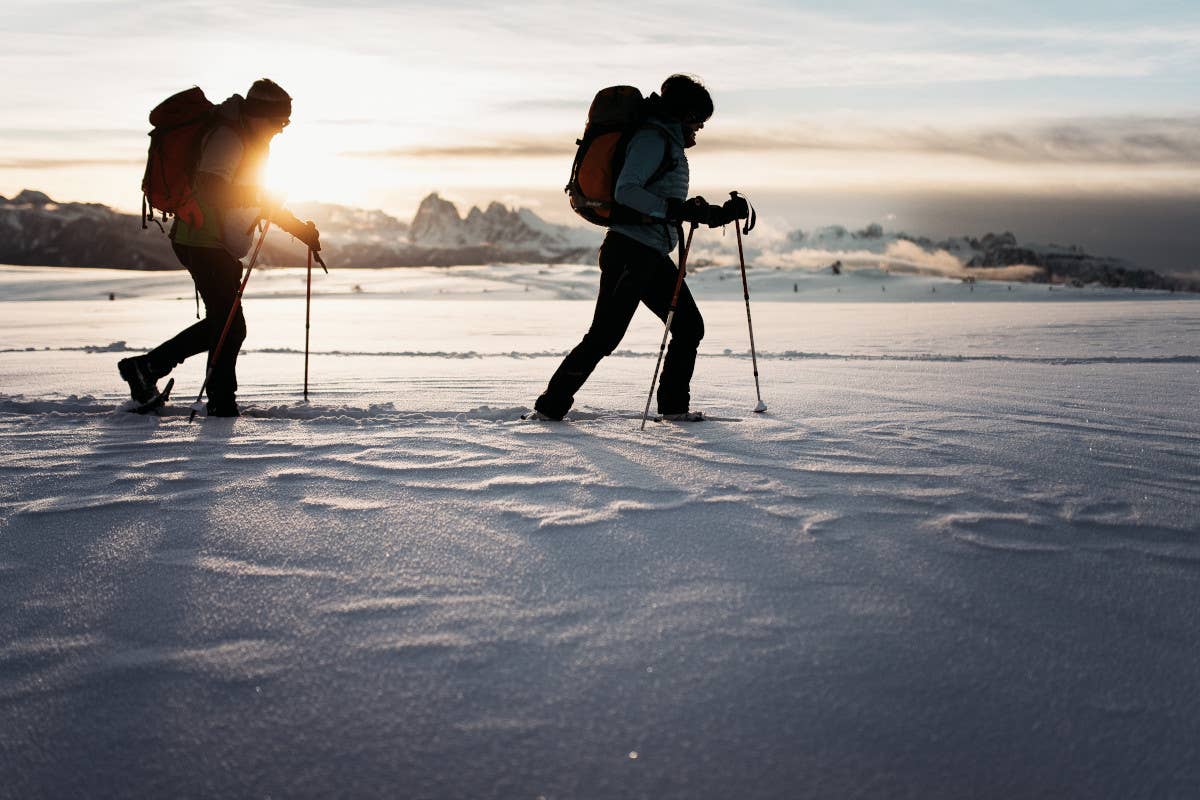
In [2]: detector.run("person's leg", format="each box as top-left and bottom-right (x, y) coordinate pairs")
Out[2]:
(534, 234), (649, 418)
(190, 247), (246, 407)
(149, 243), (245, 407)
(143, 243), (220, 376)
(119, 242), (204, 402)
(638, 254), (705, 415)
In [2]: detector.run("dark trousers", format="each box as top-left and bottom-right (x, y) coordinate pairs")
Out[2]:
(535, 232), (704, 418)
(146, 242), (246, 401)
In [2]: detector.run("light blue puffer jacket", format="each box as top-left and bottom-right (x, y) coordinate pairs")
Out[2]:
(609, 117), (690, 255)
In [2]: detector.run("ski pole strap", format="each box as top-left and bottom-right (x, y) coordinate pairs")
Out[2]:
(675, 221), (686, 271)
(730, 190), (756, 235)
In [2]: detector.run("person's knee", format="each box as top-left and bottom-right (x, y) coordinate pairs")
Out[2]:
(228, 312), (247, 347)
(673, 311), (704, 345)
(581, 328), (623, 358)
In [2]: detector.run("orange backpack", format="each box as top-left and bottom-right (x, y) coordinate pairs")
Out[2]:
(140, 87), (217, 231)
(565, 86), (674, 227)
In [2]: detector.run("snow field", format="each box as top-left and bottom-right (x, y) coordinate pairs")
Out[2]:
(1, 265), (1198, 798)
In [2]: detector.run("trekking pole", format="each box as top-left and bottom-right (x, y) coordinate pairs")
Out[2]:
(304, 248), (313, 401)
(303, 247), (327, 401)
(188, 220), (272, 422)
(640, 222), (698, 431)
(731, 191), (766, 413)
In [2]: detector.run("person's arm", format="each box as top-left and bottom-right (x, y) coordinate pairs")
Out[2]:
(193, 127), (320, 248)
(268, 206), (321, 251)
(613, 128), (672, 219)
(193, 171), (258, 209)
(191, 127), (255, 209)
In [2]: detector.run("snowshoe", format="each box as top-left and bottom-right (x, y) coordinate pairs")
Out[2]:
(129, 377), (174, 415)
(658, 411), (706, 422)
(205, 397), (240, 418)
(521, 409), (563, 421)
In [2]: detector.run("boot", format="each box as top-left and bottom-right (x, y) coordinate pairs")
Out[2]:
(205, 397), (240, 418)
(660, 410), (705, 422)
(117, 356), (159, 403)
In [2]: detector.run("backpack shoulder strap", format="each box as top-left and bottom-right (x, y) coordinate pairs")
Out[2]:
(642, 124), (677, 187)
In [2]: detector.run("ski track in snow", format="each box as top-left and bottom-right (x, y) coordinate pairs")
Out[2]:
(1, 266), (1199, 797)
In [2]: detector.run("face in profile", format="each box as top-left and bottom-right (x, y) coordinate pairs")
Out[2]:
(246, 114), (290, 142)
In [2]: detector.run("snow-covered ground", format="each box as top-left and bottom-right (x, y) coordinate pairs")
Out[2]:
(1, 262), (1198, 799)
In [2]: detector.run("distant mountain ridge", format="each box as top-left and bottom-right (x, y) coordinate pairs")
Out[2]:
(0, 190), (599, 270)
(0, 190), (1193, 290)
(764, 223), (1194, 290)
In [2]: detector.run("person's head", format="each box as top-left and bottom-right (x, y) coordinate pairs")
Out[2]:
(659, 74), (712, 148)
(242, 78), (292, 141)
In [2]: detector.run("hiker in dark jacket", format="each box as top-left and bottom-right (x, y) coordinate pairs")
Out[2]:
(531, 74), (748, 421)
(119, 78), (320, 417)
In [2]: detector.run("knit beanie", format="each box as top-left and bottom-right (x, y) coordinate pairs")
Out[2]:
(243, 78), (292, 119)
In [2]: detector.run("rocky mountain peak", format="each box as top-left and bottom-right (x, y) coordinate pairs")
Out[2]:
(12, 190), (54, 207)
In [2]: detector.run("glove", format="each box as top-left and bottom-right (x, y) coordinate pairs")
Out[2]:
(665, 196), (712, 224)
(274, 208), (321, 251)
(297, 220), (321, 252)
(697, 196), (751, 229)
(722, 195), (750, 221)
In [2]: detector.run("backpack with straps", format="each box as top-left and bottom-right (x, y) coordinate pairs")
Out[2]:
(141, 86), (218, 232)
(565, 86), (675, 227)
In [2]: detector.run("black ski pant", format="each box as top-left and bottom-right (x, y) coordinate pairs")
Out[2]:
(146, 242), (246, 402)
(535, 231), (704, 418)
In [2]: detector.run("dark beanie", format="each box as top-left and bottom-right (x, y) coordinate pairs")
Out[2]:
(659, 74), (713, 122)
(243, 78), (292, 119)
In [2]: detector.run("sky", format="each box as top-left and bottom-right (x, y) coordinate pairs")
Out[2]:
(2, 0), (1199, 271)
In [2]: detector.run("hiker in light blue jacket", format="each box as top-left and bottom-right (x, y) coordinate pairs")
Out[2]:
(532, 74), (749, 421)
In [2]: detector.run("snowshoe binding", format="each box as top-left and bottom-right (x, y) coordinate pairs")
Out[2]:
(129, 377), (174, 415)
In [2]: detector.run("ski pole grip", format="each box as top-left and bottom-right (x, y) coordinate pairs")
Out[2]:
(729, 190), (756, 235)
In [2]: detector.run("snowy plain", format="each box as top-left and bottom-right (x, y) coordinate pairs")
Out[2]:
(1, 260), (1198, 799)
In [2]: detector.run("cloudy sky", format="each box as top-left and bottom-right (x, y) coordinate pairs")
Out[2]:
(2, 0), (1199, 270)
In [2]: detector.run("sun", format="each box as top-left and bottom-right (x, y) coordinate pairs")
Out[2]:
(262, 127), (375, 208)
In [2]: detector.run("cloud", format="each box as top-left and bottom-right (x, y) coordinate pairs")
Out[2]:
(342, 116), (1200, 168)
(703, 116), (1200, 165)
(731, 240), (1044, 282)
(346, 141), (569, 159)
(490, 99), (586, 113)
(0, 128), (142, 142)
(0, 157), (141, 169)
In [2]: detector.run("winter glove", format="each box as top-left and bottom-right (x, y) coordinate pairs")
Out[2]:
(665, 196), (712, 224)
(696, 196), (752, 229)
(273, 209), (322, 251)
(722, 195), (750, 221)
(297, 220), (321, 252)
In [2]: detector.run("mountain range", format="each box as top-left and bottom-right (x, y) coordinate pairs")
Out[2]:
(0, 190), (599, 270)
(0, 189), (1193, 291)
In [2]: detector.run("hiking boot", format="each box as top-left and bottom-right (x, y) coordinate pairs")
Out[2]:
(523, 409), (562, 421)
(118, 356), (159, 404)
(205, 398), (240, 418)
(660, 410), (705, 422)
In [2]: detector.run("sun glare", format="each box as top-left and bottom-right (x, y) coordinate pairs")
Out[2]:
(263, 129), (376, 207)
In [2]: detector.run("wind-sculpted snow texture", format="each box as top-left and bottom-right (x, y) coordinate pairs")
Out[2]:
(1, 265), (1198, 799)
